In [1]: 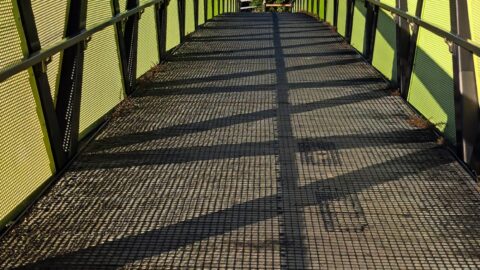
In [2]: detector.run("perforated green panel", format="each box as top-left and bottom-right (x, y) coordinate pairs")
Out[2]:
(80, 26), (124, 137)
(214, 0), (219, 16)
(86, 0), (112, 29)
(350, 0), (366, 53)
(407, 0), (418, 14)
(326, 0), (334, 24)
(208, 0), (213, 19)
(167, 0), (181, 50)
(119, 0), (127, 11)
(137, 7), (159, 77)
(199, 0), (206, 24)
(372, 10), (397, 82)
(31, 0), (67, 104)
(470, 1), (480, 107)
(408, 0), (455, 141)
(319, 0), (325, 19)
(186, 0), (196, 35)
(0, 2), (54, 229)
(337, 0), (347, 36)
(379, 0), (396, 8)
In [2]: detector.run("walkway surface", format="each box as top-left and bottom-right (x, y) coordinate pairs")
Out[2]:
(2, 13), (480, 269)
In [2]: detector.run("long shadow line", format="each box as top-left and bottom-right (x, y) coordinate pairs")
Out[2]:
(147, 57), (363, 88)
(97, 79), (387, 152)
(19, 148), (452, 269)
(171, 51), (358, 62)
(78, 128), (436, 171)
(176, 39), (343, 58)
(144, 77), (382, 97)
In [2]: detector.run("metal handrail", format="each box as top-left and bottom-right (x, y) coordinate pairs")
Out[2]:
(0, 0), (164, 83)
(363, 0), (480, 56)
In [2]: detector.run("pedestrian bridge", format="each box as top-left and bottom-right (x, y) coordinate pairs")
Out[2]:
(1, 0), (480, 269)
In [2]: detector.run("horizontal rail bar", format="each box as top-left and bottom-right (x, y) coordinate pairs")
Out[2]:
(0, 0), (164, 83)
(363, 0), (480, 56)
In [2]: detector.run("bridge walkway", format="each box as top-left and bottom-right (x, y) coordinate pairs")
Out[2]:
(1, 13), (480, 269)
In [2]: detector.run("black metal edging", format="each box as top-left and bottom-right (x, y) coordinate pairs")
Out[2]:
(0, 0), (165, 83)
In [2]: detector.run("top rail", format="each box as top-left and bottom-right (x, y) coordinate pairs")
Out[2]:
(362, 0), (480, 56)
(0, 0), (164, 83)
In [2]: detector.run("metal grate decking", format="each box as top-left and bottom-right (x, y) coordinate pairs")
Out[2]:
(1, 13), (480, 269)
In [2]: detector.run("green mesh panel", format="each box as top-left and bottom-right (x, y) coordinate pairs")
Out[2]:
(208, 0), (213, 19)
(167, 0), (181, 50)
(80, 25), (124, 136)
(80, 2), (124, 136)
(379, 0), (396, 8)
(337, 0), (347, 36)
(407, 0), (455, 141)
(1, 2), (54, 229)
(137, 7), (159, 77)
(326, 0), (334, 24)
(31, 1), (67, 104)
(313, 0), (318, 16)
(470, 1), (480, 107)
(214, 0), (218, 16)
(371, 10), (397, 82)
(407, 0), (418, 14)
(199, 0), (206, 24)
(319, 0), (325, 19)
(350, 0), (366, 53)
(186, 0), (196, 35)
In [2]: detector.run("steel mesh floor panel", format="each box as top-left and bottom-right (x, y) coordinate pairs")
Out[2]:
(1, 13), (480, 269)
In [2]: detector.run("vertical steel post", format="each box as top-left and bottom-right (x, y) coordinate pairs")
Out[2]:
(15, 0), (67, 168)
(113, 0), (134, 94)
(453, 0), (479, 173)
(123, 0), (140, 93)
(55, 0), (88, 159)
(345, 0), (355, 43)
(158, 1), (168, 60)
(179, 0), (186, 43)
(395, 0), (411, 96)
(402, 0), (424, 98)
(363, 2), (378, 62)
(194, 0), (199, 29)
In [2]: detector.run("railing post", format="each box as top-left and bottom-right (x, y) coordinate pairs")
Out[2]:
(15, 0), (67, 168)
(453, 0), (480, 173)
(333, 0), (338, 27)
(363, 1), (378, 62)
(55, 0), (88, 159)
(179, 0), (186, 43)
(395, 0), (411, 96)
(123, 0), (140, 93)
(194, 0), (199, 29)
(156, 1), (168, 60)
(113, 0), (134, 95)
(345, 0), (355, 42)
(402, 0), (424, 98)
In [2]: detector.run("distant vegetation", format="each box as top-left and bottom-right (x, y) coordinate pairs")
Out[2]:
(251, 0), (291, 12)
